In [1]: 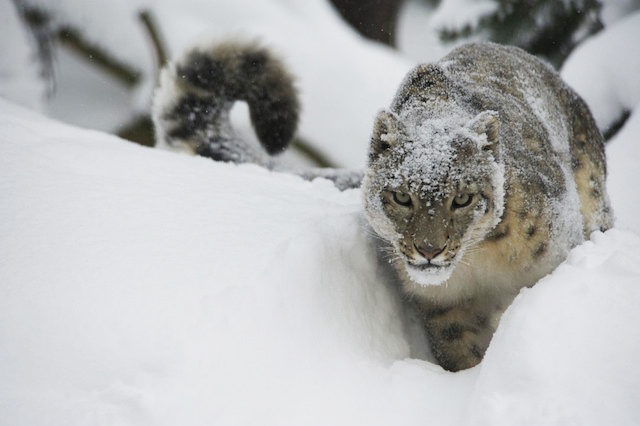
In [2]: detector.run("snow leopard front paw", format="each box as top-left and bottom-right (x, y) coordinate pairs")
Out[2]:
(422, 304), (496, 372)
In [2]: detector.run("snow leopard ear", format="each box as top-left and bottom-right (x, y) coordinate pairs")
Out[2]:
(370, 110), (403, 161)
(468, 111), (499, 153)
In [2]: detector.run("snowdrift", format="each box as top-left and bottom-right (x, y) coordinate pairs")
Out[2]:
(562, 11), (640, 135)
(2, 99), (640, 425)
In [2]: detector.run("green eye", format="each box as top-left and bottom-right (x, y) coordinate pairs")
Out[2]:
(392, 191), (412, 207)
(452, 193), (472, 209)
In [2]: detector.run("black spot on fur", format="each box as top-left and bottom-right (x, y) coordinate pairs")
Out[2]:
(470, 344), (483, 359)
(469, 93), (486, 110)
(487, 225), (510, 241)
(396, 92), (412, 109)
(195, 143), (228, 162)
(167, 125), (193, 141)
(165, 94), (218, 141)
(438, 357), (457, 372)
(441, 323), (463, 341)
(415, 65), (447, 90)
(475, 314), (488, 328)
(533, 242), (547, 259)
(178, 52), (224, 91)
(526, 225), (536, 238)
(241, 50), (268, 75)
(426, 306), (453, 318)
(392, 64), (451, 109)
(571, 157), (582, 170)
(250, 99), (298, 154)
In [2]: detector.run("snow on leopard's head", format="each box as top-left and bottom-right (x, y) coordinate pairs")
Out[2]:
(362, 109), (505, 286)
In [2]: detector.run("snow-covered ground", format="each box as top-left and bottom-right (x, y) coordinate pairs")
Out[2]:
(2, 0), (640, 424)
(2, 95), (640, 425)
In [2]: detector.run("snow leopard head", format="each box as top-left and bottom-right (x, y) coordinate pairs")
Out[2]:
(362, 109), (505, 286)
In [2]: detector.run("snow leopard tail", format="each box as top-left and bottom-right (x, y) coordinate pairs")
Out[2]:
(152, 40), (300, 164)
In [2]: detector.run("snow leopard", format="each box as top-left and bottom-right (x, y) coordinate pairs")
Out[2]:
(363, 42), (613, 371)
(153, 40), (613, 372)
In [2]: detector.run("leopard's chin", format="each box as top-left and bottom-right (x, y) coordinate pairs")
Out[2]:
(405, 261), (455, 286)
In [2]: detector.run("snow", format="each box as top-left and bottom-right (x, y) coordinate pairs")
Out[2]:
(396, 0), (457, 64)
(428, 0), (498, 35)
(47, 48), (136, 132)
(2, 0), (640, 424)
(387, 118), (460, 196)
(21, 0), (154, 80)
(561, 12), (640, 134)
(606, 102), (640, 233)
(0, 0), (46, 111)
(470, 230), (640, 426)
(2, 88), (640, 424)
(600, 0), (640, 26)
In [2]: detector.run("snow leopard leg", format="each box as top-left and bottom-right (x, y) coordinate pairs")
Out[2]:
(420, 299), (502, 372)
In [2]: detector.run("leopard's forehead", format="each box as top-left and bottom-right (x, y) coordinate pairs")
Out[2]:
(373, 118), (480, 200)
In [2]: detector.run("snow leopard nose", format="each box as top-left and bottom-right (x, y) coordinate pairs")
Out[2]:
(414, 242), (447, 260)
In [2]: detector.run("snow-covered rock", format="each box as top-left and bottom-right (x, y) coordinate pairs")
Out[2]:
(2, 98), (640, 425)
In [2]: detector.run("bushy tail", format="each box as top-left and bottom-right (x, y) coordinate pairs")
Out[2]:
(152, 40), (300, 164)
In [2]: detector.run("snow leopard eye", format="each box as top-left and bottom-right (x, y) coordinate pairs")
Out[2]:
(392, 191), (412, 207)
(452, 193), (472, 209)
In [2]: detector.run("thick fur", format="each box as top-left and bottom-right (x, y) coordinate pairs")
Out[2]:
(363, 42), (613, 371)
(152, 40), (363, 190)
(152, 40), (299, 165)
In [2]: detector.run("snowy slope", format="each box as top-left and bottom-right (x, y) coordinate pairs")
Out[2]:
(2, 99), (640, 425)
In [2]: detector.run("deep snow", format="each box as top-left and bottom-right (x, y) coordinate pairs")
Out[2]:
(561, 11), (640, 135)
(2, 94), (640, 425)
(2, 0), (640, 424)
